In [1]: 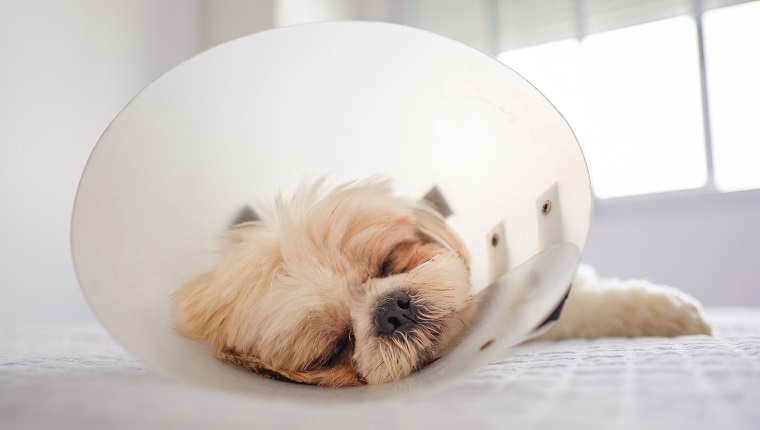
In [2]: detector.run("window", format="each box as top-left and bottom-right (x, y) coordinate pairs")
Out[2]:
(499, 17), (707, 198)
(703, 1), (760, 192)
(409, 0), (760, 199)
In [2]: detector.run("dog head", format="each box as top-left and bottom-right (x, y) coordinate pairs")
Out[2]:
(174, 178), (475, 386)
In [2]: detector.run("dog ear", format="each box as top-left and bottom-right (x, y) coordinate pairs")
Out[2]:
(173, 272), (230, 348)
(175, 224), (278, 347)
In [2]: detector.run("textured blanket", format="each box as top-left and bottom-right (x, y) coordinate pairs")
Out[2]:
(2, 308), (759, 429)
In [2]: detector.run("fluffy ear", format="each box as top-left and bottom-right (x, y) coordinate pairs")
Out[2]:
(413, 203), (470, 266)
(173, 271), (229, 349)
(173, 223), (276, 350)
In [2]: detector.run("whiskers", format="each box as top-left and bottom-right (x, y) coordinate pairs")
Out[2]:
(367, 295), (454, 382)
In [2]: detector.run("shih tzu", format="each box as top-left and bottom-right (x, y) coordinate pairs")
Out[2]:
(174, 178), (711, 387)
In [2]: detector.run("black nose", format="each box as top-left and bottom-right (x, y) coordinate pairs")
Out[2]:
(374, 291), (418, 336)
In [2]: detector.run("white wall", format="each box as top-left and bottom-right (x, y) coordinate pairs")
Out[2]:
(0, 0), (202, 325)
(583, 190), (760, 306)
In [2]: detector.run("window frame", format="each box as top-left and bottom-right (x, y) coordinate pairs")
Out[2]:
(405, 0), (759, 202)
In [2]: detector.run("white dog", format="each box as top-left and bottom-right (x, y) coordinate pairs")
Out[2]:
(174, 178), (711, 387)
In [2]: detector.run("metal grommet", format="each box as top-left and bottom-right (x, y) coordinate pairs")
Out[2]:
(541, 200), (552, 216)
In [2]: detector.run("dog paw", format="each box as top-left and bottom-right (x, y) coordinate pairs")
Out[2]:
(625, 283), (713, 337)
(535, 270), (714, 341)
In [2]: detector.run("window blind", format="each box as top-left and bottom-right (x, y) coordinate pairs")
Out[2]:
(404, 0), (754, 53)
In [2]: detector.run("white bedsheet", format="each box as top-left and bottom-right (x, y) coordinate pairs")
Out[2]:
(2, 308), (759, 429)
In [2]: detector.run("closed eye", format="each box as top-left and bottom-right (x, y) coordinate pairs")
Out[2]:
(376, 242), (409, 278)
(323, 331), (354, 368)
(375, 240), (429, 278)
(377, 253), (394, 278)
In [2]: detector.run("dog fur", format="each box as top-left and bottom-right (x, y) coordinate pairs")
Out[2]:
(174, 178), (711, 387)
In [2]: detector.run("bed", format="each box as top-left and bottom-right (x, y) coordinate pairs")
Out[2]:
(2, 308), (759, 429)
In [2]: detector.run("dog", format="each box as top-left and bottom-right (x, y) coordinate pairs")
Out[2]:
(174, 178), (711, 387)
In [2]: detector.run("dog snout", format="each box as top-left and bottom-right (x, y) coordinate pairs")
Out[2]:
(374, 291), (418, 336)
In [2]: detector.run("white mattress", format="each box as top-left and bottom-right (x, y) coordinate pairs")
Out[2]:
(2, 308), (759, 430)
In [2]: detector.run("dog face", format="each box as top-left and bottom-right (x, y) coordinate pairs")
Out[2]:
(174, 179), (475, 386)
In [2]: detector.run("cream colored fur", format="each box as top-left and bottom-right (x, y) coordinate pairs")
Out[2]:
(174, 178), (474, 386)
(536, 265), (712, 341)
(174, 178), (711, 387)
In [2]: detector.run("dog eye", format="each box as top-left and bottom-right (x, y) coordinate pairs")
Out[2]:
(375, 241), (420, 278)
(324, 331), (353, 367)
(377, 253), (395, 278)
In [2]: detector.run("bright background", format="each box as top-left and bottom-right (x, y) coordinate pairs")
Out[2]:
(2, 0), (758, 326)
